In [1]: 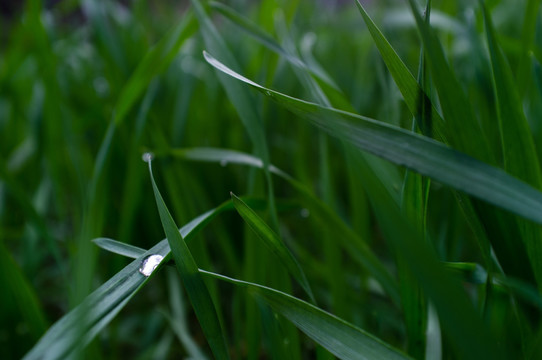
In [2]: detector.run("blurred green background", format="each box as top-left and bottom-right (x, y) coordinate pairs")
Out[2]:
(2, 0), (542, 359)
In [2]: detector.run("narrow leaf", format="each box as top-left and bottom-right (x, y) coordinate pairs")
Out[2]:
(200, 270), (410, 360)
(146, 157), (230, 360)
(231, 192), (315, 303)
(92, 238), (146, 259)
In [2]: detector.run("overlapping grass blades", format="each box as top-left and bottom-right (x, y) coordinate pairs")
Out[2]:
(146, 156), (230, 360)
(167, 147), (400, 304)
(23, 197), (248, 359)
(203, 51), (542, 226)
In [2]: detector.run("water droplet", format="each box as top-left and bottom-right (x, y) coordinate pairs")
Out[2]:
(300, 208), (310, 218)
(265, 91), (271, 96)
(220, 159), (228, 167)
(142, 152), (154, 163)
(139, 254), (164, 277)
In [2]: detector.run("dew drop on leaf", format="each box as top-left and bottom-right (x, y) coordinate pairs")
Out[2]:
(139, 254), (164, 277)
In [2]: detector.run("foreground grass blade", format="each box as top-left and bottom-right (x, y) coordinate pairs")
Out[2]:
(200, 270), (409, 360)
(231, 192), (315, 303)
(23, 239), (170, 360)
(202, 51), (542, 226)
(146, 156), (230, 360)
(168, 147), (400, 305)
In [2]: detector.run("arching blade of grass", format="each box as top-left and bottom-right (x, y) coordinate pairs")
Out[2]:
(231, 192), (315, 303)
(200, 270), (410, 360)
(203, 52), (542, 226)
(482, 3), (542, 290)
(167, 147), (400, 306)
(24, 198), (246, 360)
(146, 157), (230, 360)
(92, 238), (146, 259)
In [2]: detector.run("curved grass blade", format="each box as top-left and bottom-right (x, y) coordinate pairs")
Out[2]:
(200, 270), (409, 360)
(146, 157), (230, 360)
(202, 51), (542, 226)
(231, 192), (315, 303)
(167, 147), (400, 305)
(92, 238), (146, 259)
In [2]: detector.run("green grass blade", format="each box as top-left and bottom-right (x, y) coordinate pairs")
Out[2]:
(231, 192), (315, 303)
(203, 52), (542, 226)
(482, 3), (542, 290)
(406, 0), (491, 161)
(482, 3), (542, 189)
(200, 270), (410, 360)
(398, 4), (430, 357)
(168, 147), (400, 305)
(354, 0), (441, 139)
(146, 156), (230, 360)
(92, 237), (146, 259)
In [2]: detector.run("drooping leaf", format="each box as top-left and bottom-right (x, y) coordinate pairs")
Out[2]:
(200, 270), (410, 360)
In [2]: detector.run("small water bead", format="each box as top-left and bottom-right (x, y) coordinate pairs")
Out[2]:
(300, 208), (310, 218)
(139, 254), (164, 277)
(220, 159), (228, 167)
(142, 152), (154, 163)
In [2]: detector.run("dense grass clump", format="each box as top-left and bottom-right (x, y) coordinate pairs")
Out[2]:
(2, 0), (542, 359)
